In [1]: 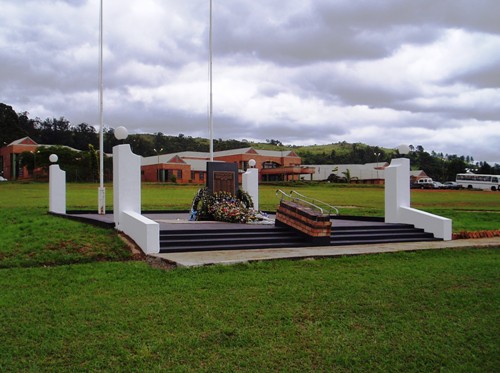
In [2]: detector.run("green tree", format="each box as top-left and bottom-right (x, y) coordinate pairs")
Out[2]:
(342, 168), (352, 183)
(73, 123), (98, 150)
(19, 151), (36, 176)
(477, 161), (493, 174)
(88, 144), (99, 182)
(0, 103), (27, 145)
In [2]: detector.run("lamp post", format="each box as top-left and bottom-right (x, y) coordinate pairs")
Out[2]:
(97, 0), (105, 215)
(154, 148), (163, 182)
(397, 144), (410, 156)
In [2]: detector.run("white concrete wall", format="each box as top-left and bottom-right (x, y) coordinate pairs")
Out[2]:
(309, 165), (337, 181)
(242, 167), (259, 211)
(119, 210), (159, 254)
(49, 164), (66, 214)
(113, 144), (160, 254)
(310, 163), (386, 181)
(400, 206), (452, 241)
(385, 157), (452, 240)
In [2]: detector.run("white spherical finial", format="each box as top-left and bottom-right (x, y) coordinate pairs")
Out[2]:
(49, 154), (58, 163)
(248, 159), (256, 168)
(115, 126), (128, 140)
(397, 144), (410, 155)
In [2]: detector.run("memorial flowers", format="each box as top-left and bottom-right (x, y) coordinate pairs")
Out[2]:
(190, 188), (255, 223)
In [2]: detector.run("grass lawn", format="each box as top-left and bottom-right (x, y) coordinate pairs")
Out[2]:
(0, 181), (499, 371)
(1, 249), (498, 372)
(0, 207), (134, 268)
(0, 182), (499, 268)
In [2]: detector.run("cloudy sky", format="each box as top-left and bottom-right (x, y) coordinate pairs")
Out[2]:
(1, 0), (499, 163)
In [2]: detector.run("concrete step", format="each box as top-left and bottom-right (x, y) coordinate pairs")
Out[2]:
(159, 220), (440, 253)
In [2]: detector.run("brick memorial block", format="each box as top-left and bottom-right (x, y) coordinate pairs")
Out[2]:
(207, 162), (239, 195)
(276, 200), (332, 245)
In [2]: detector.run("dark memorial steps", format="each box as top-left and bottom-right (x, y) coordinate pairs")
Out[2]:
(159, 218), (439, 253)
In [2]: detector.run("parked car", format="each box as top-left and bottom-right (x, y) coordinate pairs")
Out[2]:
(411, 178), (434, 189)
(444, 181), (462, 190)
(432, 181), (446, 189)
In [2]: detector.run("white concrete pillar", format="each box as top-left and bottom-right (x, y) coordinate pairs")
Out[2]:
(242, 166), (259, 211)
(113, 144), (141, 229)
(385, 158), (410, 223)
(49, 163), (66, 214)
(112, 142), (159, 253)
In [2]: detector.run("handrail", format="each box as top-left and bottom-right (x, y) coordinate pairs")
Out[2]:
(289, 190), (339, 216)
(275, 189), (325, 214)
(275, 189), (290, 200)
(276, 189), (339, 215)
(276, 189), (339, 216)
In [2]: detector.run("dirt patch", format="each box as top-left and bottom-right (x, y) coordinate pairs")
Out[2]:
(146, 256), (177, 270)
(453, 230), (500, 239)
(117, 233), (147, 260)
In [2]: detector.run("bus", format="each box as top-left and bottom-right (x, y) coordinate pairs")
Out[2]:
(456, 173), (500, 191)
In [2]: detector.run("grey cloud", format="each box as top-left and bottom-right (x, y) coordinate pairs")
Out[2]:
(1, 0), (499, 163)
(212, 0), (500, 66)
(446, 63), (500, 89)
(209, 115), (348, 145)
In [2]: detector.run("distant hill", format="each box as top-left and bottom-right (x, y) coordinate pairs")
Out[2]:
(238, 141), (395, 165)
(5, 103), (497, 180)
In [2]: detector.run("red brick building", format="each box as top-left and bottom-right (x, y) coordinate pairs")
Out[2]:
(1, 139), (315, 184)
(0, 137), (83, 181)
(0, 137), (40, 180)
(141, 147), (315, 183)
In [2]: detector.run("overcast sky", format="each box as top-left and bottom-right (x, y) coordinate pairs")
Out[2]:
(1, 0), (499, 163)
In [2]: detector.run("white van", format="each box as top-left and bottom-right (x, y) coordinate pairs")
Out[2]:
(411, 178), (434, 189)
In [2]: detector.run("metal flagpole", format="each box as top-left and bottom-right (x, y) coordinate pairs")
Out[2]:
(209, 0), (214, 161)
(98, 0), (106, 214)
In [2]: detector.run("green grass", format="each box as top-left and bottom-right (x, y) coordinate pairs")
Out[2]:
(1, 181), (499, 231)
(1, 249), (498, 372)
(0, 182), (499, 371)
(0, 207), (133, 268)
(0, 181), (493, 288)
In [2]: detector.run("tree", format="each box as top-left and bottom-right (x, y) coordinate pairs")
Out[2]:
(103, 127), (121, 153)
(266, 139), (283, 146)
(73, 123), (98, 150)
(0, 103), (27, 145)
(39, 117), (73, 146)
(19, 151), (36, 176)
(477, 162), (492, 174)
(342, 169), (352, 183)
(88, 144), (99, 182)
(17, 111), (40, 141)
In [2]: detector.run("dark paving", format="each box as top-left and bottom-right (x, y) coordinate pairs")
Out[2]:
(61, 211), (500, 268)
(64, 211), (391, 231)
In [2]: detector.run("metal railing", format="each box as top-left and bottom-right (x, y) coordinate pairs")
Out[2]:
(275, 189), (339, 216)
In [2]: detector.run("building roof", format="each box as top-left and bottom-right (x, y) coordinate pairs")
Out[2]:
(6, 137), (82, 153)
(7, 137), (38, 146)
(410, 170), (429, 178)
(183, 158), (222, 171)
(141, 147), (299, 166)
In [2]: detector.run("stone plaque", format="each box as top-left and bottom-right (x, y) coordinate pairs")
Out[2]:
(207, 162), (239, 194)
(214, 171), (235, 195)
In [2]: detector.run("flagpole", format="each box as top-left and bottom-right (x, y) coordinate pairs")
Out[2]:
(98, 0), (105, 214)
(209, 0), (214, 161)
